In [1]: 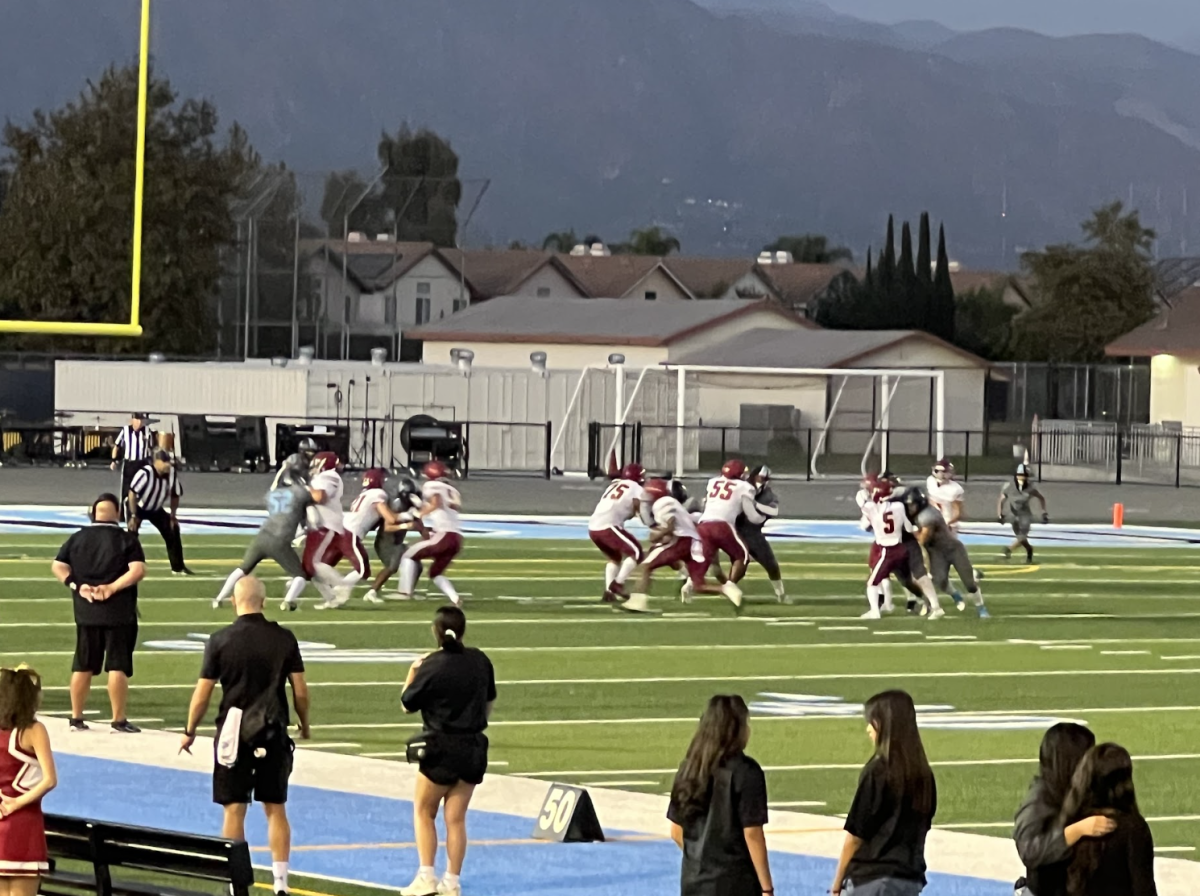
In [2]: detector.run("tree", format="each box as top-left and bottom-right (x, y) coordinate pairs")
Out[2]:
(0, 64), (251, 354)
(877, 215), (897, 300)
(763, 234), (853, 264)
(916, 212), (934, 331)
(616, 226), (681, 256)
(319, 170), (388, 238)
(930, 223), (956, 343)
(1012, 201), (1156, 362)
(377, 125), (461, 247)
(954, 286), (1016, 360)
(542, 229), (579, 252)
(898, 221), (921, 328)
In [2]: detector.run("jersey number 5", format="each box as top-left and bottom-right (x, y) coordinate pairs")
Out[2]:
(881, 511), (895, 535)
(606, 483), (628, 501)
(708, 481), (734, 500)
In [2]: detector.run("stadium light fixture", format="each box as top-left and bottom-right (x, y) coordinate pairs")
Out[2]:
(0, 0), (150, 337)
(530, 351), (548, 377)
(454, 348), (474, 376)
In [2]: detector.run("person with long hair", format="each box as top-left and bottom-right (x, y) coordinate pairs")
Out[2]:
(1058, 744), (1157, 896)
(400, 607), (495, 896)
(1013, 723), (1116, 896)
(667, 695), (773, 896)
(0, 666), (58, 896)
(831, 690), (936, 896)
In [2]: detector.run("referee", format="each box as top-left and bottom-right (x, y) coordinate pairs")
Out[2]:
(111, 413), (155, 520)
(51, 493), (146, 734)
(128, 449), (192, 575)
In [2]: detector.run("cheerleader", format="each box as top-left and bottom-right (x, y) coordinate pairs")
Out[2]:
(0, 665), (56, 896)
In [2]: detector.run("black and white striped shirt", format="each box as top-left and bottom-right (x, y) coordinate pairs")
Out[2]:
(129, 464), (183, 513)
(115, 425), (155, 462)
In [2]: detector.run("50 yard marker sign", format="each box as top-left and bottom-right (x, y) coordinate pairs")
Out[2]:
(530, 784), (605, 843)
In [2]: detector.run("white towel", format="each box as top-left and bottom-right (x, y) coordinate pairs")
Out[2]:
(217, 707), (242, 768)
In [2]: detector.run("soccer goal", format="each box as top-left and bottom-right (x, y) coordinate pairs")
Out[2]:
(0, 0), (150, 338)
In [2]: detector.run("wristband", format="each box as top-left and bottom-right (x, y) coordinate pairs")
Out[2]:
(183, 729), (196, 738)
(64, 575), (79, 592)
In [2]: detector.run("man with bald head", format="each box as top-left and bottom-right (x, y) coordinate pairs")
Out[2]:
(180, 576), (309, 896)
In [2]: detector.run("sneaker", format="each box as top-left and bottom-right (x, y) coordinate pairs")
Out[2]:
(110, 720), (141, 734)
(332, 585), (353, 607)
(977, 605), (991, 619)
(400, 872), (438, 896)
(919, 602), (930, 617)
(1001, 547), (1012, 562)
(69, 717), (89, 733)
(610, 582), (629, 600)
(363, 589), (384, 604)
(927, 608), (946, 621)
(172, 567), (196, 576)
(680, 580), (695, 604)
(952, 593), (965, 611)
(860, 609), (882, 620)
(436, 880), (461, 896)
(720, 581), (743, 610)
(279, 599), (298, 612)
(619, 593), (650, 614)
(385, 592), (413, 602)
(601, 590), (619, 604)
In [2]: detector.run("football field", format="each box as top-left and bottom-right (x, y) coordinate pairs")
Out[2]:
(4, 530), (1200, 861)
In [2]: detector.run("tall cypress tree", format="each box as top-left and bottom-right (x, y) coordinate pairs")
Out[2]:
(878, 215), (897, 299)
(898, 221), (919, 329)
(933, 223), (956, 342)
(917, 212), (934, 331)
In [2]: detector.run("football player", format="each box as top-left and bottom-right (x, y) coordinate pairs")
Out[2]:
(860, 479), (944, 620)
(341, 468), (407, 605)
(696, 459), (763, 603)
(998, 463), (1048, 563)
(905, 487), (989, 618)
(365, 475), (422, 600)
(624, 479), (742, 613)
(856, 474), (895, 612)
(884, 471), (943, 617)
(300, 451), (356, 609)
(926, 458), (965, 529)
(587, 463), (648, 603)
(738, 465), (787, 603)
(272, 437), (319, 490)
(397, 461), (464, 606)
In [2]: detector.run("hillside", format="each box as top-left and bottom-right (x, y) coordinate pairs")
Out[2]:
(4, 0), (1200, 265)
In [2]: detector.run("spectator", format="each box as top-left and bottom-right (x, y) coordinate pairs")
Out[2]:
(127, 449), (192, 575)
(831, 689), (937, 896)
(0, 665), (57, 895)
(667, 694), (773, 896)
(51, 494), (146, 734)
(1014, 723), (1115, 896)
(1059, 744), (1157, 896)
(400, 606), (495, 896)
(179, 576), (309, 896)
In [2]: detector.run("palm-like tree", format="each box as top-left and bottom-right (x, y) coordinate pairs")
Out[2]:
(621, 226), (681, 256)
(541, 229), (579, 253)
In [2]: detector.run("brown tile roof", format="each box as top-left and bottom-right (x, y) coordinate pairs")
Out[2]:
(301, 239), (439, 292)
(1106, 286), (1200, 357)
(437, 249), (589, 299)
(407, 296), (801, 346)
(663, 257), (776, 299)
(556, 254), (691, 298)
(757, 264), (849, 309)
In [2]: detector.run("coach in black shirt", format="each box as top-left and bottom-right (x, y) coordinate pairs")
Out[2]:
(180, 575), (308, 896)
(51, 493), (146, 734)
(128, 449), (192, 575)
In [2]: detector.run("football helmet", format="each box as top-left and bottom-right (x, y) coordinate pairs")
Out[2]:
(619, 463), (646, 484)
(1014, 463), (1031, 488)
(362, 467), (387, 491)
(423, 460), (450, 481)
(310, 451), (342, 475)
(871, 478), (894, 502)
(721, 458), (747, 480)
(642, 478), (671, 503)
(932, 458), (954, 482)
(298, 437), (319, 460)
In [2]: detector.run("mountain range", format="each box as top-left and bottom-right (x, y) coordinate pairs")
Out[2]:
(5, 0), (1200, 268)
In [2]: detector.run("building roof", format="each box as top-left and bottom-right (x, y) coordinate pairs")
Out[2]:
(437, 248), (589, 299)
(557, 254), (693, 299)
(406, 296), (804, 346)
(663, 257), (776, 299)
(757, 264), (849, 310)
(302, 239), (440, 292)
(1106, 286), (1200, 357)
(669, 327), (989, 369)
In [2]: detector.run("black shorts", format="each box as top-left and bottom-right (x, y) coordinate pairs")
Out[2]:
(213, 735), (294, 806)
(418, 732), (489, 787)
(72, 623), (138, 676)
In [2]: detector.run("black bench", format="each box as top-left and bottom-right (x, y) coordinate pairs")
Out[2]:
(40, 814), (254, 896)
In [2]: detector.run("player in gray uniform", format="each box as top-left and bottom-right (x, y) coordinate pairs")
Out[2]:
(997, 463), (1048, 563)
(885, 472), (936, 614)
(735, 465), (788, 603)
(905, 487), (989, 618)
(271, 437), (319, 490)
(368, 475), (423, 593)
(212, 455), (314, 609)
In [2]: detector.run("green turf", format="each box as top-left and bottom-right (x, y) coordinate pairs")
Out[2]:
(4, 533), (1200, 861)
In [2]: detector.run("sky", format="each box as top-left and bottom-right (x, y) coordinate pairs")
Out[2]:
(814, 0), (1199, 45)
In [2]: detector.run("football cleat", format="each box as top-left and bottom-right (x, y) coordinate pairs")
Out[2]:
(927, 607), (946, 620)
(860, 609), (882, 620)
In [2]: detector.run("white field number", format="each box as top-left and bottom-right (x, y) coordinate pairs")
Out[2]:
(538, 787), (578, 834)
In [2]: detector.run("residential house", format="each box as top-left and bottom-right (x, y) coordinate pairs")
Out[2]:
(1107, 285), (1200, 427)
(557, 253), (694, 301)
(664, 257), (779, 300)
(438, 248), (589, 299)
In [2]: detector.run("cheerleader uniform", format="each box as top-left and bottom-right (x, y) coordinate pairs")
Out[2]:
(0, 728), (47, 876)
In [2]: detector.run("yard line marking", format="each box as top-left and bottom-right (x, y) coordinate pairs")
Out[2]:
(1161, 656), (1200, 661)
(873, 631), (924, 637)
(515, 754), (1200, 777)
(941, 816), (1200, 830)
(1040, 645), (1093, 651)
(297, 743), (362, 750)
(1101, 650), (1152, 655)
(359, 752), (407, 759)
(766, 621), (817, 627)
(1155, 847), (1197, 852)
(575, 779), (659, 787)
(818, 626), (868, 631)
(926, 635), (978, 641)
(769, 801), (827, 808)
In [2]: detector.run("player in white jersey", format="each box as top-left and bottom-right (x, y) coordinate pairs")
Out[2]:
(623, 479), (743, 612)
(859, 478), (944, 621)
(397, 461), (465, 605)
(926, 458), (965, 529)
(295, 451), (354, 609)
(856, 474), (895, 612)
(696, 459), (763, 597)
(331, 467), (408, 606)
(588, 463), (648, 603)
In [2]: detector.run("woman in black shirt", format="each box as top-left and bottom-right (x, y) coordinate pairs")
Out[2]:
(399, 607), (496, 896)
(666, 695), (773, 896)
(831, 689), (936, 896)
(1013, 723), (1116, 896)
(1058, 744), (1157, 896)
